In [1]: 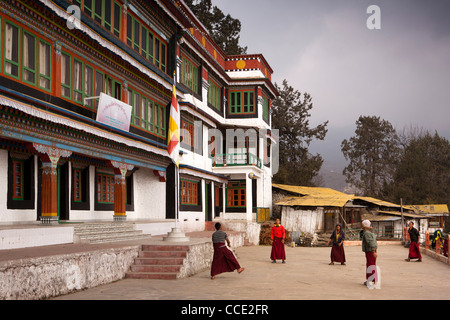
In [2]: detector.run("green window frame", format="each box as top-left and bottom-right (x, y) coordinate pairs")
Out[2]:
(208, 79), (222, 111)
(83, 0), (93, 17)
(126, 13), (133, 47)
(4, 21), (21, 79)
(140, 25), (147, 58)
(263, 96), (269, 120)
(133, 19), (140, 52)
(73, 58), (84, 104)
(181, 55), (198, 93)
(84, 64), (94, 108)
(230, 90), (255, 115)
(94, 0), (103, 24)
(104, 0), (112, 31)
(226, 181), (246, 208)
(61, 51), (71, 99)
(113, 1), (121, 37)
(128, 87), (165, 137)
(22, 30), (37, 86)
(94, 70), (104, 110)
(38, 39), (52, 92)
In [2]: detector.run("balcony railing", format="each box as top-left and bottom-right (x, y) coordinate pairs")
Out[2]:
(212, 153), (262, 169)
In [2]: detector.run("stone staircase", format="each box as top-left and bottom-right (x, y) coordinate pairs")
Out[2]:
(73, 222), (151, 244)
(126, 244), (190, 280)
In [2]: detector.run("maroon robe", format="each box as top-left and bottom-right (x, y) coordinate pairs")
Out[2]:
(210, 242), (241, 277)
(408, 241), (422, 260)
(365, 251), (377, 282)
(270, 237), (286, 261)
(330, 244), (346, 263)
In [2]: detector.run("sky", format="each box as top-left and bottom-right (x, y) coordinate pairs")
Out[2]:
(212, 0), (450, 174)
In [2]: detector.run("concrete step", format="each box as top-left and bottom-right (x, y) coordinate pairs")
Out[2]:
(139, 250), (187, 258)
(125, 244), (190, 280)
(73, 223), (151, 244)
(134, 257), (185, 265)
(126, 272), (178, 280)
(130, 265), (181, 273)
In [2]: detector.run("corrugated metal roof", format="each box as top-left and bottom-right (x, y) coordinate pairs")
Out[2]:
(353, 196), (402, 209)
(362, 214), (401, 222)
(404, 204), (449, 215)
(378, 210), (430, 219)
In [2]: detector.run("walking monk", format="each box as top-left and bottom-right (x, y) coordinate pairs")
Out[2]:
(210, 223), (244, 280)
(405, 221), (422, 262)
(270, 218), (286, 263)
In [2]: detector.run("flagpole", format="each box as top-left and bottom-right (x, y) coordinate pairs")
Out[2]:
(163, 70), (189, 242)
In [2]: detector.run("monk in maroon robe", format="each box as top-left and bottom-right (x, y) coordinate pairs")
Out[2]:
(270, 219), (286, 263)
(405, 222), (422, 262)
(210, 223), (244, 280)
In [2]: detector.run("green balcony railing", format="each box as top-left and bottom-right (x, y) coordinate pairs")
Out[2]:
(212, 153), (262, 169)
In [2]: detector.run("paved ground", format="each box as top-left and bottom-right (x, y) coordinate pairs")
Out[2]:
(52, 244), (450, 300)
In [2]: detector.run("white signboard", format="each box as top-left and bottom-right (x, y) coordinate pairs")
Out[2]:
(96, 93), (132, 132)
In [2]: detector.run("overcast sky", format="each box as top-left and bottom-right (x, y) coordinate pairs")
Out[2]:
(213, 0), (450, 171)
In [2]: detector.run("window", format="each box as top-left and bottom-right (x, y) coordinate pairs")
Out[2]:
(8, 153), (35, 209)
(94, 0), (103, 24)
(181, 55), (198, 93)
(181, 119), (196, 150)
(208, 79), (222, 111)
(12, 160), (23, 200)
(126, 13), (167, 73)
(113, 2), (121, 37)
(230, 90), (255, 114)
(128, 87), (166, 138)
(263, 95), (270, 120)
(4, 21), (20, 78)
(227, 181), (246, 208)
(97, 173), (114, 204)
(22, 31), (36, 85)
(38, 40), (51, 91)
(181, 179), (198, 205)
(126, 13), (133, 47)
(94, 70), (104, 109)
(61, 52), (71, 99)
(83, 0), (93, 17)
(73, 169), (82, 202)
(84, 65), (94, 108)
(73, 59), (83, 103)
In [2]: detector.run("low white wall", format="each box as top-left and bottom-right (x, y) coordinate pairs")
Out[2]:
(0, 245), (139, 300)
(0, 227), (74, 250)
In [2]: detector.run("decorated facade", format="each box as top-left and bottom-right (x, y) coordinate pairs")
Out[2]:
(0, 0), (277, 232)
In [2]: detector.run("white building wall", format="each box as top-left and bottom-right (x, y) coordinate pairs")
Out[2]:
(132, 167), (166, 220)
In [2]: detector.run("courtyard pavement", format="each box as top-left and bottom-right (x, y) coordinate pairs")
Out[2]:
(52, 244), (450, 300)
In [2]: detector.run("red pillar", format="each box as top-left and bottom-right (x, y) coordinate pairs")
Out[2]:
(425, 231), (430, 250)
(40, 160), (58, 224)
(109, 161), (134, 221)
(113, 169), (127, 221)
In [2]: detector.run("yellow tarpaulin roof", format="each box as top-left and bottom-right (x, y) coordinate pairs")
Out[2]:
(272, 184), (350, 198)
(275, 195), (352, 208)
